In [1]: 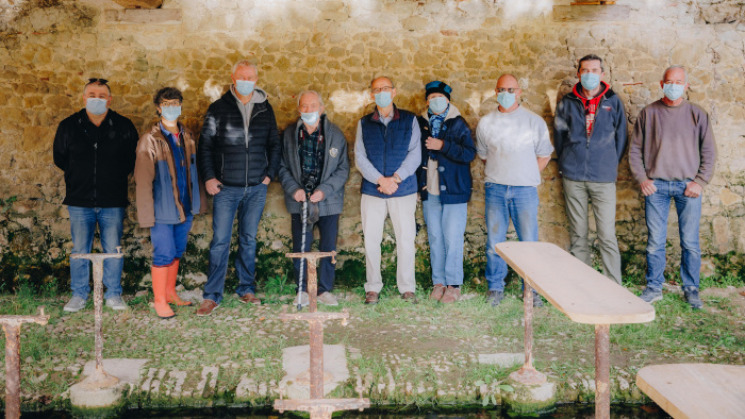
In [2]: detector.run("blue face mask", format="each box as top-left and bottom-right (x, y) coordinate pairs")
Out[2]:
(160, 105), (181, 122)
(497, 92), (516, 110)
(374, 91), (393, 108)
(300, 111), (319, 125)
(580, 72), (601, 91)
(663, 83), (685, 101)
(235, 80), (255, 96)
(86, 98), (108, 116)
(428, 96), (449, 115)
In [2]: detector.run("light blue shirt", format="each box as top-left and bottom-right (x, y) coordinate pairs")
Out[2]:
(354, 112), (421, 184)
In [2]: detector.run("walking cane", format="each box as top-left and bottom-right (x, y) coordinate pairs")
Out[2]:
(296, 188), (311, 310)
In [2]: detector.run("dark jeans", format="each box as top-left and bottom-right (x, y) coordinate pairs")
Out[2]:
(291, 213), (339, 294)
(203, 184), (267, 303)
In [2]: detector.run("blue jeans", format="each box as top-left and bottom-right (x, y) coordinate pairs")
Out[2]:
(150, 215), (193, 267)
(203, 184), (267, 303)
(423, 195), (468, 286)
(644, 180), (702, 290)
(485, 183), (539, 291)
(68, 206), (125, 299)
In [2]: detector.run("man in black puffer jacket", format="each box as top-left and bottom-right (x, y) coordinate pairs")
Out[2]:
(196, 60), (281, 316)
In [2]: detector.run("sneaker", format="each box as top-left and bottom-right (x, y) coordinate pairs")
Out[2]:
(440, 286), (461, 304)
(294, 291), (309, 307)
(488, 290), (504, 307)
(639, 287), (663, 303)
(317, 292), (339, 306)
(63, 296), (87, 313)
(430, 284), (446, 301)
(683, 287), (703, 309)
(196, 299), (219, 316)
(532, 291), (544, 308)
(105, 296), (127, 311)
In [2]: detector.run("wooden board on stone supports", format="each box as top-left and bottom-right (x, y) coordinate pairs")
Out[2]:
(553, 5), (630, 21)
(104, 8), (181, 24)
(111, 0), (163, 8)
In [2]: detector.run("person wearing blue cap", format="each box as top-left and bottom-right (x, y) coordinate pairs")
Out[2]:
(416, 81), (476, 303)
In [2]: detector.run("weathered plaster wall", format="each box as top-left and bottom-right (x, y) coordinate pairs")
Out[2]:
(1, 0), (744, 288)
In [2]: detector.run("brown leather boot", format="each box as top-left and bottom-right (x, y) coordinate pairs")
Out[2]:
(440, 286), (461, 304)
(166, 258), (192, 306)
(152, 265), (175, 319)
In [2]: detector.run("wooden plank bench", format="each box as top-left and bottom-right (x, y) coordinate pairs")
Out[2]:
(637, 363), (745, 418)
(494, 241), (655, 419)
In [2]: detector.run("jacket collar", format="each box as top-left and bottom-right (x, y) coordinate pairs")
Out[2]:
(371, 105), (401, 122)
(569, 81), (614, 102)
(421, 103), (462, 121)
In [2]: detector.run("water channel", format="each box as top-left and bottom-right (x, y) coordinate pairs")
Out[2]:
(15, 404), (671, 418)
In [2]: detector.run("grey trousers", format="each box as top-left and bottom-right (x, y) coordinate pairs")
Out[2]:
(562, 178), (623, 284)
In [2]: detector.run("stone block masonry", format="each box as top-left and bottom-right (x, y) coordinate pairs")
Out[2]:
(1, 0), (744, 287)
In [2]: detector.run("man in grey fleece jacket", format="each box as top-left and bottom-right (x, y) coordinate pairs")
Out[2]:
(629, 65), (716, 309)
(278, 90), (349, 307)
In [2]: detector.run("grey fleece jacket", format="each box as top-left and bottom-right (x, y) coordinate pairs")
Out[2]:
(278, 116), (350, 216)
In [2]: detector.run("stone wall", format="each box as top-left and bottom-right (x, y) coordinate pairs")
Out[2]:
(1, 0), (744, 289)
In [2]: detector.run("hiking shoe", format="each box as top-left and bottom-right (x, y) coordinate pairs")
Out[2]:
(105, 296), (127, 311)
(401, 292), (418, 304)
(294, 291), (309, 307)
(364, 291), (379, 305)
(440, 286), (461, 304)
(683, 287), (703, 309)
(639, 287), (663, 303)
(196, 299), (219, 316)
(63, 296), (87, 313)
(238, 292), (261, 306)
(430, 284), (446, 301)
(317, 292), (339, 306)
(488, 290), (504, 307)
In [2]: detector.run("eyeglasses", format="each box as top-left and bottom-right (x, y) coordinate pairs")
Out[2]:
(160, 100), (182, 107)
(372, 86), (394, 94)
(497, 88), (517, 94)
(663, 80), (686, 86)
(87, 78), (109, 85)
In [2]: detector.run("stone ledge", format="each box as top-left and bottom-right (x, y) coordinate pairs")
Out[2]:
(553, 5), (630, 21)
(104, 8), (181, 24)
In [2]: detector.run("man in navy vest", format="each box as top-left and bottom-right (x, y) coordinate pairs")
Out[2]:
(354, 76), (422, 304)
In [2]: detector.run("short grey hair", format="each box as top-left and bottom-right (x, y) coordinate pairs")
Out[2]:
(297, 90), (324, 107)
(662, 65), (687, 82)
(232, 60), (258, 75)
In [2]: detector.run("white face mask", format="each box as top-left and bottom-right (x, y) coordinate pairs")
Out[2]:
(86, 98), (108, 115)
(300, 111), (319, 125)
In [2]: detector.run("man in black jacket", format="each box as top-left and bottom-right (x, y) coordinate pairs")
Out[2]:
(53, 78), (138, 313)
(196, 61), (281, 316)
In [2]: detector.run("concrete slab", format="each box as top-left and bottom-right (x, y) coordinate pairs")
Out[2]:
(70, 359), (148, 408)
(80, 358), (149, 386)
(478, 353), (524, 369)
(279, 344), (349, 399)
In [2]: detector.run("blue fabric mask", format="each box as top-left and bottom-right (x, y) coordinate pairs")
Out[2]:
(497, 92), (516, 110)
(663, 83), (685, 101)
(300, 111), (319, 125)
(428, 96), (449, 115)
(160, 105), (181, 122)
(374, 91), (393, 108)
(580, 73), (601, 91)
(235, 80), (255, 96)
(86, 98), (108, 116)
